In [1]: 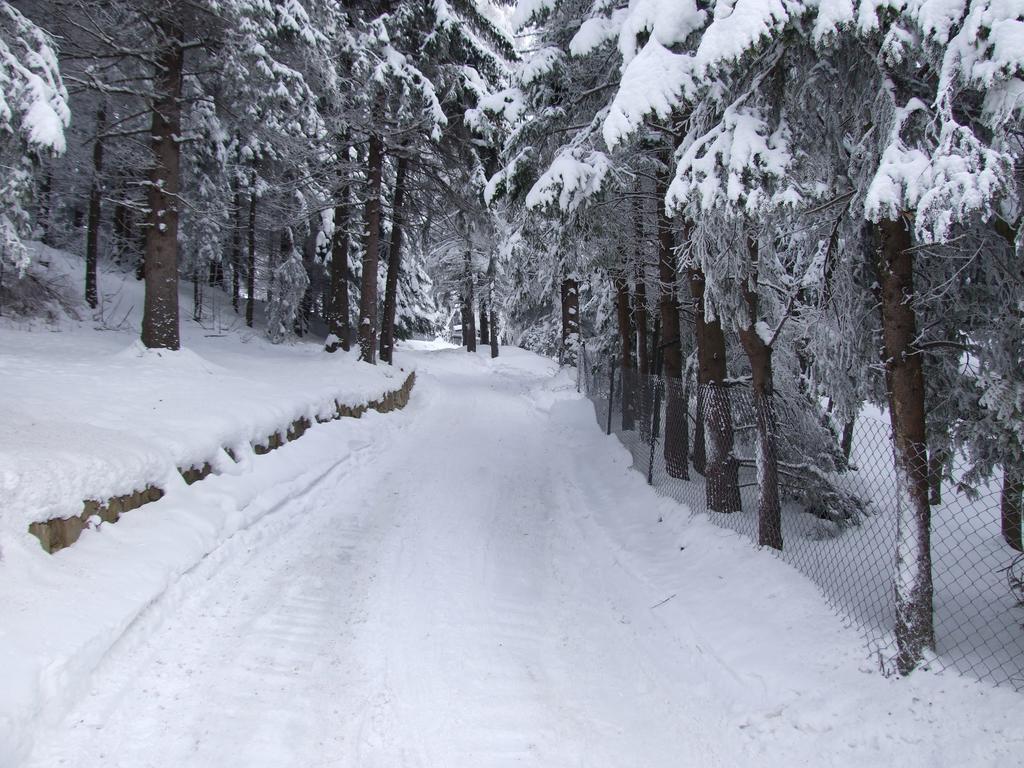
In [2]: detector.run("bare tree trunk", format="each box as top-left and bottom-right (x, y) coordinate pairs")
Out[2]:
(737, 237), (782, 549)
(634, 254), (652, 440)
(479, 297), (490, 345)
(927, 447), (946, 505)
(380, 155), (409, 364)
(489, 292), (499, 358)
(141, 24), (184, 351)
(875, 214), (935, 675)
(230, 186), (242, 313)
(693, 385), (706, 475)
(634, 275), (650, 377)
(560, 276), (580, 358)
(1002, 460), (1024, 552)
(658, 194), (687, 478)
(245, 190), (256, 327)
(358, 131), (384, 364)
(39, 167), (53, 245)
(841, 418), (855, 462)
(464, 252), (477, 353)
(326, 176), (350, 352)
(192, 264), (201, 322)
(690, 267), (740, 512)
(614, 271), (636, 431)
(85, 103), (105, 310)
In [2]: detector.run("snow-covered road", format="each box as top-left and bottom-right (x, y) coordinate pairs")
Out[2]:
(23, 347), (1023, 767)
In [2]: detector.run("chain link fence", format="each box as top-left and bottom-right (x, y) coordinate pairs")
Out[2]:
(582, 354), (1024, 690)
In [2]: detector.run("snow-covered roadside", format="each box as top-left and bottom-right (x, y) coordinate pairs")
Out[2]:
(0, 245), (411, 546)
(0, 399), (416, 766)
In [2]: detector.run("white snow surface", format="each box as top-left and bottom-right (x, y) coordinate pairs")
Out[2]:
(0, 246), (408, 541)
(3, 344), (1022, 767)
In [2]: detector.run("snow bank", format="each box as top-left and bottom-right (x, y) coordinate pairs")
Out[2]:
(0, 405), (416, 766)
(0, 246), (412, 551)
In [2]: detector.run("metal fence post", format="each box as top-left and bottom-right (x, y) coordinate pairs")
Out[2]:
(606, 358), (616, 436)
(647, 377), (663, 485)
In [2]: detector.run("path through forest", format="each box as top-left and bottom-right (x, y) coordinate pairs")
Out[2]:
(24, 346), (1023, 768)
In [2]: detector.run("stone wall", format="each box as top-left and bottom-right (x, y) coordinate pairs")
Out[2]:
(30, 371), (416, 554)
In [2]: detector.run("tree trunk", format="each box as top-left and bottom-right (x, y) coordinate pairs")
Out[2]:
(380, 154), (409, 364)
(464, 253), (477, 353)
(560, 276), (580, 363)
(635, 260), (652, 441)
(841, 418), (855, 462)
(245, 191), (256, 327)
(358, 131), (384, 363)
(141, 26), (184, 351)
(693, 385), (706, 475)
(489, 292), (499, 358)
(875, 214), (935, 675)
(230, 186), (242, 313)
(690, 266), (740, 512)
(658, 193), (687, 479)
(634, 273), (650, 377)
(1002, 460), (1024, 552)
(39, 167), (53, 245)
(327, 179), (351, 352)
(479, 297), (490, 345)
(737, 238), (782, 549)
(192, 264), (201, 322)
(614, 271), (636, 431)
(85, 103), (105, 310)
(927, 447), (946, 505)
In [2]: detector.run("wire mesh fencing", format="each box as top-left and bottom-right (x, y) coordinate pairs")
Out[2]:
(585, 356), (1024, 690)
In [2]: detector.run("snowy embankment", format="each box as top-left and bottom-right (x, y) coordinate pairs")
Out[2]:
(0, 245), (418, 764)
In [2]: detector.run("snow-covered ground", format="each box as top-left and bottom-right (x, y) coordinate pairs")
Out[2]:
(0, 244), (409, 543)
(6, 345), (1022, 767)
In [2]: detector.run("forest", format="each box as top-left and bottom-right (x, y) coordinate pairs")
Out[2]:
(1, 0), (1024, 762)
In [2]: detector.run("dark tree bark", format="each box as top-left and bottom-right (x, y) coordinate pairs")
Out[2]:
(690, 266), (741, 512)
(874, 214), (935, 675)
(841, 418), (855, 462)
(141, 24), (184, 351)
(693, 385), (706, 475)
(489, 296), (499, 358)
(657, 188), (687, 479)
(927, 448), (946, 505)
(192, 263), (201, 322)
(737, 238), (782, 549)
(295, 213), (319, 338)
(39, 167), (53, 245)
(230, 186), (241, 313)
(85, 104), (105, 310)
(560, 277), (580, 362)
(634, 272), (650, 375)
(380, 154), (409, 364)
(479, 297), (490, 345)
(1002, 460), (1024, 552)
(245, 191), (256, 327)
(614, 271), (636, 431)
(634, 259), (651, 438)
(464, 252), (477, 353)
(358, 131), (384, 363)
(327, 186), (351, 352)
